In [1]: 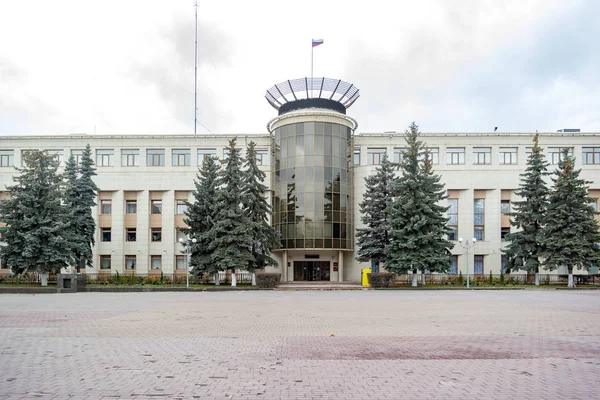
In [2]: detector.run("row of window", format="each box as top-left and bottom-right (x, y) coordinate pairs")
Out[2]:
(99, 254), (187, 270)
(447, 198), (511, 241)
(357, 146), (600, 166)
(448, 255), (486, 275)
(100, 228), (188, 243)
(0, 148), (270, 167)
(99, 199), (187, 215)
(447, 196), (598, 241)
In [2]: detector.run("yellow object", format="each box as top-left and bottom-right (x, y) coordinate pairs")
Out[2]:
(361, 268), (372, 286)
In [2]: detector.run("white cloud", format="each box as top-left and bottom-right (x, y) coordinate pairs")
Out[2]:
(0, 0), (598, 135)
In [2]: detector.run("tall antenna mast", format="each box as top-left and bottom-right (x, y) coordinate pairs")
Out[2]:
(193, 1), (198, 135)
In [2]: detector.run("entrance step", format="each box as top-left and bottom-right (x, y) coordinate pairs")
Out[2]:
(278, 282), (367, 291)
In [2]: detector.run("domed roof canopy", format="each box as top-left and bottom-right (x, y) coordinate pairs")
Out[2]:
(265, 77), (360, 115)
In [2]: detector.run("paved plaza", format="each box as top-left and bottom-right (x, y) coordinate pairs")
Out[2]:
(1, 290), (599, 400)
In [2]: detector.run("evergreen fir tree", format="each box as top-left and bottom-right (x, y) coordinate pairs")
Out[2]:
(182, 155), (220, 278)
(542, 149), (600, 287)
(502, 134), (549, 285)
(356, 153), (395, 272)
(386, 122), (453, 286)
(242, 142), (280, 285)
(0, 151), (72, 276)
(208, 138), (254, 285)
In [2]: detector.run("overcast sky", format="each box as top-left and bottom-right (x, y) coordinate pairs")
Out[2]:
(1, 0), (599, 135)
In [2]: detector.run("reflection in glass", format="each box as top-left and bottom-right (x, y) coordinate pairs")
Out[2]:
(273, 121), (353, 250)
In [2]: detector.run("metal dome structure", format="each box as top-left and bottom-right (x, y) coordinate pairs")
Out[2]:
(265, 77), (360, 115)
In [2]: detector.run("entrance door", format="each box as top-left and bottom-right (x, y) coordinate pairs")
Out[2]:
(293, 261), (330, 281)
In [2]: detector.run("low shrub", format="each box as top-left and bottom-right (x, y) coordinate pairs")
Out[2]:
(367, 272), (396, 288)
(256, 273), (280, 288)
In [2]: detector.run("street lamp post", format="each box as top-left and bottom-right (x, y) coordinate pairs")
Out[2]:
(179, 237), (197, 289)
(458, 237), (477, 289)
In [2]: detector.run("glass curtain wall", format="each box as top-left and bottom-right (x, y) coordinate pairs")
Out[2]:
(272, 121), (353, 250)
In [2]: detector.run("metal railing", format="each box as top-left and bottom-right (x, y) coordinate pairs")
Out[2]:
(82, 271), (254, 285)
(394, 273), (599, 285)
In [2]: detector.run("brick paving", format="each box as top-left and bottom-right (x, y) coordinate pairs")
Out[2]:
(0, 291), (599, 399)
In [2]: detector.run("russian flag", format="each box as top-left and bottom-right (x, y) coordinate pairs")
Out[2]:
(312, 39), (324, 47)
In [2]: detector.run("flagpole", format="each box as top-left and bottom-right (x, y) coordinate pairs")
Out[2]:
(311, 42), (313, 98)
(193, 1), (198, 135)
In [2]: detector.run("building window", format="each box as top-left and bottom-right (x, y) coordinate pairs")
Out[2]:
(100, 255), (111, 270)
(176, 200), (187, 215)
(46, 150), (64, 165)
(150, 255), (162, 270)
(151, 200), (162, 214)
(473, 147), (491, 165)
(125, 255), (136, 270)
(393, 148), (406, 164)
(447, 148), (465, 165)
(101, 228), (111, 242)
(499, 147), (518, 165)
(198, 148), (217, 164)
(367, 148), (386, 165)
(426, 148), (439, 164)
(501, 255), (507, 274)
(126, 200), (137, 214)
(447, 198), (458, 240)
(176, 229), (187, 243)
(172, 149), (191, 166)
(121, 149), (139, 166)
(71, 149), (84, 165)
(501, 227), (510, 239)
(0, 150), (14, 167)
(582, 147), (600, 165)
(96, 149), (114, 166)
(474, 255), (484, 275)
(256, 149), (269, 166)
(151, 228), (162, 242)
(176, 255), (187, 270)
(547, 147), (573, 165)
(147, 149), (165, 166)
(100, 200), (112, 215)
(474, 198), (485, 241)
(501, 199), (510, 214)
(449, 255), (458, 275)
(353, 147), (361, 165)
(126, 228), (137, 242)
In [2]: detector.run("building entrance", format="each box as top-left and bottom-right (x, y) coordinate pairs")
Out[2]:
(293, 261), (330, 281)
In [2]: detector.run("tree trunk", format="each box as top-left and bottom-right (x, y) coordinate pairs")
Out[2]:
(251, 272), (256, 286)
(421, 272), (426, 286)
(214, 272), (220, 286)
(40, 273), (48, 287)
(535, 272), (540, 286)
(231, 270), (237, 287)
(412, 269), (418, 287)
(568, 267), (575, 288)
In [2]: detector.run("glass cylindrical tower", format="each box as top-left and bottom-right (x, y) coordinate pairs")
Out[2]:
(265, 78), (359, 282)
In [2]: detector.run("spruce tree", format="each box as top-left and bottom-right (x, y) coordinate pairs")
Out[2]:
(63, 145), (99, 272)
(502, 134), (549, 285)
(542, 149), (600, 287)
(356, 153), (395, 272)
(242, 141), (280, 285)
(208, 138), (254, 286)
(386, 122), (453, 286)
(0, 151), (72, 278)
(182, 155), (220, 279)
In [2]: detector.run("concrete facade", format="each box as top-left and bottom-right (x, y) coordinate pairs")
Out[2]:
(0, 128), (599, 281)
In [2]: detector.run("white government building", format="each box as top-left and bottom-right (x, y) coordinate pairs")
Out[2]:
(0, 78), (599, 281)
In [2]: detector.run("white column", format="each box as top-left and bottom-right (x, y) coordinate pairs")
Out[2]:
(282, 250), (288, 282)
(338, 250), (344, 282)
